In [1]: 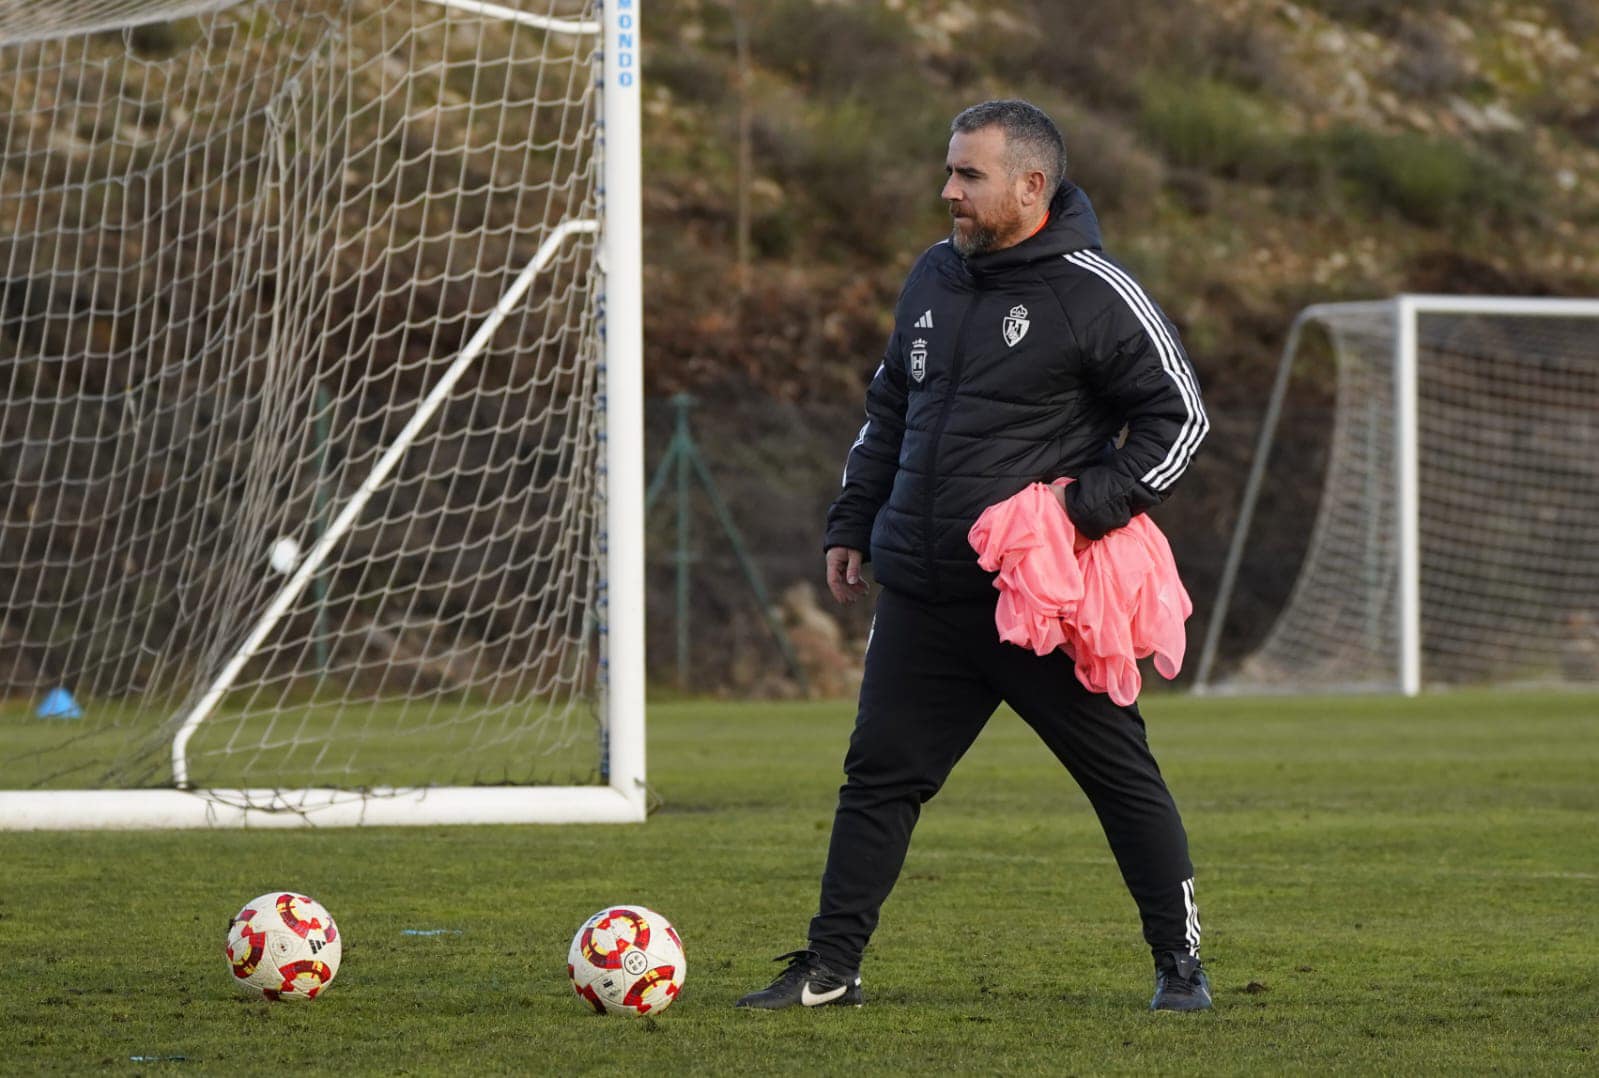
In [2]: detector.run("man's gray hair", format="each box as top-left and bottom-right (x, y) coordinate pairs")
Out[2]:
(951, 99), (1067, 199)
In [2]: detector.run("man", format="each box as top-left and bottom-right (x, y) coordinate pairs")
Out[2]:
(735, 100), (1211, 1013)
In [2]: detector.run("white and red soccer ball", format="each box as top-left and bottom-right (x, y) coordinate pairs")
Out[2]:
(567, 905), (685, 1016)
(226, 892), (342, 1001)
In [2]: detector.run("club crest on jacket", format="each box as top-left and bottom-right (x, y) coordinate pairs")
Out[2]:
(909, 338), (928, 382)
(1003, 305), (1030, 347)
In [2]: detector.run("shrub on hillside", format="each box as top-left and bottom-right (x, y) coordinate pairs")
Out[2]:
(1387, 16), (1478, 101)
(125, 17), (202, 57)
(1294, 0), (1493, 33)
(1310, 127), (1538, 229)
(751, 91), (951, 263)
(1043, 99), (1166, 219)
(991, 0), (1294, 111)
(744, 0), (909, 100)
(1136, 75), (1291, 180)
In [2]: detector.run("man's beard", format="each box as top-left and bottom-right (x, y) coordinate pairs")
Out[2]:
(950, 201), (1025, 258)
(950, 218), (1000, 258)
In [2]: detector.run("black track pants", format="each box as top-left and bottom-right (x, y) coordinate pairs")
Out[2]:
(806, 586), (1200, 970)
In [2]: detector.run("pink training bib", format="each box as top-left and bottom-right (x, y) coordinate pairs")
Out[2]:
(967, 480), (1193, 706)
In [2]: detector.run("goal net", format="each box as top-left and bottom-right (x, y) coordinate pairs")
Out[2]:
(1197, 297), (1599, 695)
(0, 0), (645, 827)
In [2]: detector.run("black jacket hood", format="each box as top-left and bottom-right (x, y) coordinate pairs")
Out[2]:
(962, 183), (1102, 276)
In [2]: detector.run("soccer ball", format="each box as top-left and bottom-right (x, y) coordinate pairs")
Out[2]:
(225, 892), (342, 1000)
(566, 905), (685, 1016)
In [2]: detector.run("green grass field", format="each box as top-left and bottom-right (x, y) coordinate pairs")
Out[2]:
(2, 691), (1596, 1075)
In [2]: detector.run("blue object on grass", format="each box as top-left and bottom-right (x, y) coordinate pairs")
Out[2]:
(36, 687), (83, 719)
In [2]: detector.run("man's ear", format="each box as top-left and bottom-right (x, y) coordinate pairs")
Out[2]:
(1019, 169), (1049, 208)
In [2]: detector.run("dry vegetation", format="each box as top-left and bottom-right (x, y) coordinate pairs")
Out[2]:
(4, 1), (1598, 694)
(638, 0), (1599, 690)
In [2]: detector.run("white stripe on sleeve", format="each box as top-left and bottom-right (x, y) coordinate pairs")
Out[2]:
(839, 363), (885, 486)
(841, 418), (871, 486)
(1064, 251), (1208, 490)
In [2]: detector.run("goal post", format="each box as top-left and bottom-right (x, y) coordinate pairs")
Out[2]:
(1196, 295), (1599, 696)
(0, 0), (645, 828)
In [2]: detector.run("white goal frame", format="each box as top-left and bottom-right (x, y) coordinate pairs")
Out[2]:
(0, 0), (645, 829)
(1196, 294), (1599, 697)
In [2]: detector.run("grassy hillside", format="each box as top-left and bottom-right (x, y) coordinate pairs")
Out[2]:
(4, 1), (1597, 694)
(636, 0), (1599, 686)
(642, 0), (1599, 390)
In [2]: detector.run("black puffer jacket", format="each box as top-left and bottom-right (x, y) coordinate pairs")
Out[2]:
(824, 183), (1208, 602)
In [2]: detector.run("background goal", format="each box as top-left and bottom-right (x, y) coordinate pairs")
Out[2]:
(0, 0), (644, 827)
(1197, 295), (1599, 696)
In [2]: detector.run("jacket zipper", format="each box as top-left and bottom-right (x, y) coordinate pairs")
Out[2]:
(922, 295), (976, 595)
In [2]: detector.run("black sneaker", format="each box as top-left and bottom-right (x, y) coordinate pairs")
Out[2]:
(1150, 951), (1212, 1012)
(734, 949), (864, 1009)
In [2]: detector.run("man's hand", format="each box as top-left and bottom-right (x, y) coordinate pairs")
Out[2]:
(1049, 483), (1092, 553)
(825, 546), (869, 605)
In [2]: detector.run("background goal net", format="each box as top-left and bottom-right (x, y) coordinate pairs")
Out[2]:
(1197, 296), (1599, 696)
(0, 0), (645, 826)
